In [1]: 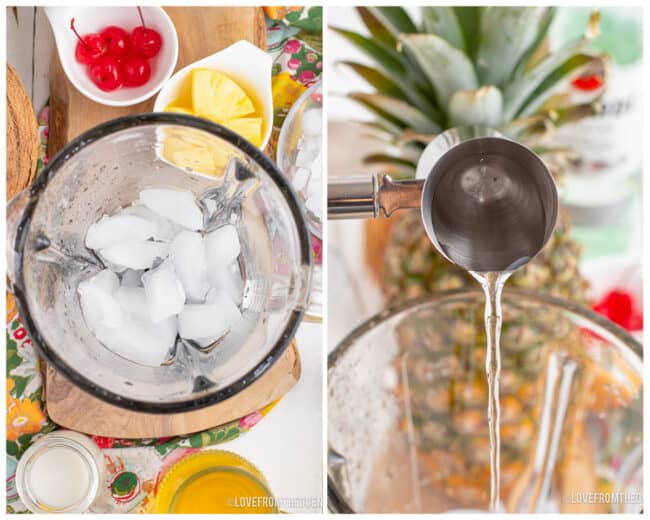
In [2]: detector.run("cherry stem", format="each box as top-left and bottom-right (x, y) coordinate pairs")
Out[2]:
(70, 18), (90, 50)
(137, 6), (146, 29)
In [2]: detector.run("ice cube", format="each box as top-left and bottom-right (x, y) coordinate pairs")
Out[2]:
(101, 315), (177, 367)
(139, 188), (203, 231)
(100, 241), (169, 270)
(78, 270), (123, 329)
(208, 261), (243, 306)
(85, 214), (157, 250)
(295, 137), (320, 168)
(121, 203), (184, 242)
(170, 231), (209, 302)
(292, 167), (311, 193)
(142, 261), (185, 322)
(79, 269), (119, 294)
(120, 269), (144, 287)
(205, 288), (242, 324)
(302, 108), (322, 136)
(104, 285), (178, 366)
(204, 224), (241, 271)
(305, 193), (322, 218)
(115, 286), (150, 322)
(178, 292), (240, 345)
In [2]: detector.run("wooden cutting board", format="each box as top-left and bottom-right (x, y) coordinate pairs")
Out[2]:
(45, 343), (300, 439)
(48, 6), (266, 156)
(44, 6), (301, 437)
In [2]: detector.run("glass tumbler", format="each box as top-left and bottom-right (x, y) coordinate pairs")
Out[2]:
(7, 113), (319, 413)
(328, 290), (642, 513)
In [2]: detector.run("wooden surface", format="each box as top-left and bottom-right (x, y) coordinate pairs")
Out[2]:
(45, 342), (300, 438)
(6, 64), (39, 200)
(48, 6), (266, 156)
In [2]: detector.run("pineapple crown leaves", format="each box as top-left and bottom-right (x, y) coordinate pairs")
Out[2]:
(331, 6), (607, 176)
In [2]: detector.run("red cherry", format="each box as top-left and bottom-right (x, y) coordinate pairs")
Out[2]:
(572, 73), (604, 92)
(130, 7), (162, 58)
(70, 18), (107, 64)
(100, 25), (130, 58)
(89, 55), (123, 91)
(122, 56), (151, 87)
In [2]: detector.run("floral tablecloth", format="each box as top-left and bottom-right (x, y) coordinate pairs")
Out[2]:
(6, 7), (322, 513)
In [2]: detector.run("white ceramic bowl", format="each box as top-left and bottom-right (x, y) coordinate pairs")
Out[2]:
(154, 40), (273, 149)
(45, 6), (178, 107)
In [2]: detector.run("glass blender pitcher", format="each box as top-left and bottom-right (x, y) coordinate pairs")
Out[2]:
(7, 113), (319, 413)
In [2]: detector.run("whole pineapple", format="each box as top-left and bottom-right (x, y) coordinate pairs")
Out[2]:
(332, 6), (604, 304)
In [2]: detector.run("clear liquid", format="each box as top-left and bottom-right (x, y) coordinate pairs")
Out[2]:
(471, 270), (510, 513)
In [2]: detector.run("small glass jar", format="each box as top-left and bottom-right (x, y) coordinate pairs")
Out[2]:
(16, 430), (104, 513)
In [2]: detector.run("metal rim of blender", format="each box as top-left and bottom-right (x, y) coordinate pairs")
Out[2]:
(12, 112), (313, 414)
(327, 288), (643, 514)
(420, 136), (559, 273)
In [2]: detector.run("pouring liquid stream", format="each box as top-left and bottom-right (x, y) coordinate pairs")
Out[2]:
(471, 270), (510, 512)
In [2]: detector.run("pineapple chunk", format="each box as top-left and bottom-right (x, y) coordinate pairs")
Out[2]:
(220, 117), (263, 147)
(162, 129), (235, 177)
(165, 105), (194, 115)
(191, 68), (255, 121)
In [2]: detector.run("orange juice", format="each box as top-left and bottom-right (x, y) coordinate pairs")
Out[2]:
(153, 450), (278, 514)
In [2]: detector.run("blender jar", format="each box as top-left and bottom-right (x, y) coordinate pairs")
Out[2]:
(328, 290), (642, 513)
(7, 113), (318, 413)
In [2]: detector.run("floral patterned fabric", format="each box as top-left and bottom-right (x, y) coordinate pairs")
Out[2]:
(6, 9), (322, 513)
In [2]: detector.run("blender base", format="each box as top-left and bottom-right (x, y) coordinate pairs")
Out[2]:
(43, 341), (300, 439)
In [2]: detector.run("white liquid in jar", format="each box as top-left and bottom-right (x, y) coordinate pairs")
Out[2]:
(27, 446), (92, 509)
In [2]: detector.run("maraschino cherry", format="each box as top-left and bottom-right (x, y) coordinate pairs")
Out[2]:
(70, 18), (107, 64)
(89, 55), (123, 91)
(122, 56), (151, 87)
(130, 7), (162, 59)
(101, 25), (130, 58)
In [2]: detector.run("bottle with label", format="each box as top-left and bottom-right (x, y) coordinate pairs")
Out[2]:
(549, 7), (643, 260)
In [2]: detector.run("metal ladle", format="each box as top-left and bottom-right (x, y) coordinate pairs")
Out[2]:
(328, 127), (559, 273)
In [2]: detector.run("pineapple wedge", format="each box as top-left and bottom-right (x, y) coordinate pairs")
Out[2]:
(220, 117), (263, 147)
(191, 68), (255, 121)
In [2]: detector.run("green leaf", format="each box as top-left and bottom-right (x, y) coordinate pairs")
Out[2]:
(6, 332), (17, 354)
(421, 7), (465, 51)
(356, 7), (395, 46)
(349, 92), (441, 134)
(513, 7), (557, 77)
(7, 441), (19, 457)
(12, 375), (29, 398)
(452, 7), (481, 60)
(189, 434), (203, 448)
(503, 36), (594, 120)
(448, 86), (504, 127)
(17, 433), (33, 446)
(339, 61), (440, 119)
(330, 27), (406, 76)
(362, 154), (417, 168)
(362, 155), (415, 178)
(339, 61), (404, 98)
(476, 7), (551, 86)
(223, 427), (240, 442)
(399, 34), (479, 109)
(372, 7), (417, 36)
(7, 352), (22, 374)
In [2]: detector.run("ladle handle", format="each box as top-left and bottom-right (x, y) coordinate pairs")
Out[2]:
(328, 174), (423, 219)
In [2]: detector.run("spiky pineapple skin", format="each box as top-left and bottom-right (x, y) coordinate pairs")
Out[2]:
(371, 209), (589, 306)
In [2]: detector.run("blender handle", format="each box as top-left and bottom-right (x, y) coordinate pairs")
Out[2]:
(6, 189), (31, 293)
(328, 174), (423, 219)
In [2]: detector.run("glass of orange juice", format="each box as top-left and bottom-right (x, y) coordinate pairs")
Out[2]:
(153, 450), (278, 514)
